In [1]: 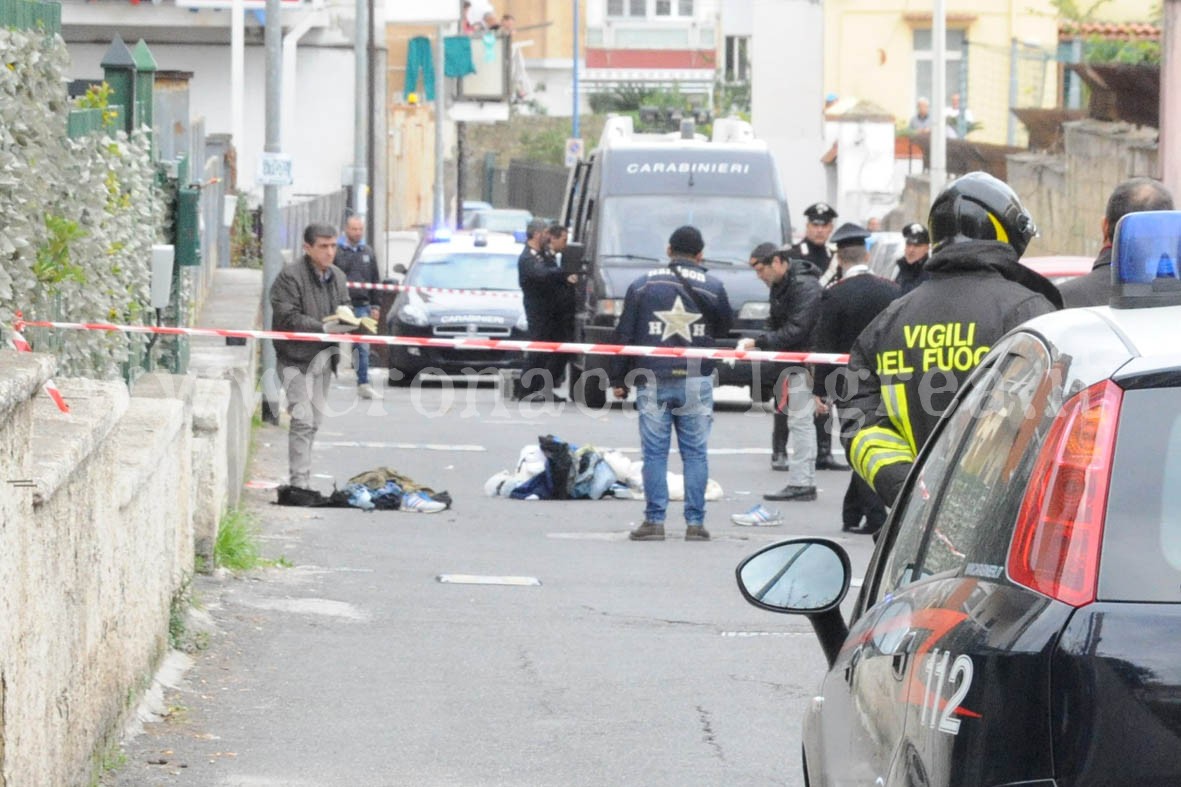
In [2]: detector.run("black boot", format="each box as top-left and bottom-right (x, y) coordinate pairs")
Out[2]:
(763, 485), (817, 502)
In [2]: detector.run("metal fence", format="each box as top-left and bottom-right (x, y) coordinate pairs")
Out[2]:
(277, 190), (349, 265)
(463, 157), (570, 221)
(0, 0), (59, 33)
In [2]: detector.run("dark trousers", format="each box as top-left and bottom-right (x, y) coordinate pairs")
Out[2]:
(816, 411), (834, 461)
(519, 315), (572, 398)
(843, 473), (887, 531)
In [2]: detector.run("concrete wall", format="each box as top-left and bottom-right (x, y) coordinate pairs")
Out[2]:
(889, 120), (1160, 257)
(0, 267), (262, 785)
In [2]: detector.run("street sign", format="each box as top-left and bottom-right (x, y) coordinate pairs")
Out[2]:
(257, 153), (293, 186)
(564, 137), (584, 167)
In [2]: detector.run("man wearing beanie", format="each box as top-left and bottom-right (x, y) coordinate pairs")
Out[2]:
(610, 225), (734, 542)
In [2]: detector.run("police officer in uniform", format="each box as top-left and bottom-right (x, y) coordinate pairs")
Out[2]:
(518, 218), (579, 401)
(839, 173), (1062, 506)
(788, 202), (838, 283)
(812, 223), (900, 534)
(895, 222), (931, 295)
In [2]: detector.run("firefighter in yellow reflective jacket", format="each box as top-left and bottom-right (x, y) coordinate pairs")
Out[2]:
(837, 173), (1062, 505)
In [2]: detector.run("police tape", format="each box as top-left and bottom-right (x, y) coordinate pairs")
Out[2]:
(12, 317), (851, 367)
(8, 324), (70, 413)
(347, 281), (518, 298)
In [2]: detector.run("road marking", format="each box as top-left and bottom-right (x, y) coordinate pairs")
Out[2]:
(238, 597), (371, 622)
(321, 441), (486, 452)
(436, 574), (542, 587)
(720, 631), (813, 638)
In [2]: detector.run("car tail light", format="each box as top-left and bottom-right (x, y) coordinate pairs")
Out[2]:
(1007, 379), (1122, 607)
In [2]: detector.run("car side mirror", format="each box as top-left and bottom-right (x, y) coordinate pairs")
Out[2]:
(392, 263), (407, 275)
(562, 241), (585, 275)
(735, 538), (852, 668)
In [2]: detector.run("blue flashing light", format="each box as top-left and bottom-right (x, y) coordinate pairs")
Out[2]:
(513, 230), (528, 243)
(429, 226), (452, 243)
(1111, 210), (1181, 309)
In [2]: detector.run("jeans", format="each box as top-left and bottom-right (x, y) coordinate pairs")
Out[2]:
(353, 305), (371, 385)
(636, 376), (713, 526)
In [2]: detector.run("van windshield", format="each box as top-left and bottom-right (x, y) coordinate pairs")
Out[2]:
(598, 196), (784, 265)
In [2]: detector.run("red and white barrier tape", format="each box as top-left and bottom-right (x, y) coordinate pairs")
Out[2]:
(12, 318), (850, 367)
(348, 281), (519, 298)
(7, 323), (70, 413)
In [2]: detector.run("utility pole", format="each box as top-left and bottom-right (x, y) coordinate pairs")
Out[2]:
(432, 24), (446, 229)
(366, 0), (377, 245)
(261, 0), (283, 423)
(572, 0), (580, 139)
(1162, 0), (1181, 199)
(353, 0), (368, 217)
(929, 0), (947, 202)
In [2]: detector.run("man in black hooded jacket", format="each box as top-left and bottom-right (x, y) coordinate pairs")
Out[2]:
(839, 173), (1061, 506)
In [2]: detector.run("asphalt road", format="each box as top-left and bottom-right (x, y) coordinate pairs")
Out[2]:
(108, 370), (879, 787)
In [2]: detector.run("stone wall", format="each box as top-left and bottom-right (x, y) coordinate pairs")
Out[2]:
(890, 119), (1161, 257)
(0, 267), (262, 786)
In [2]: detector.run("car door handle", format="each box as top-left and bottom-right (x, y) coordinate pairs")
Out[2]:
(844, 646), (863, 685)
(891, 633), (917, 680)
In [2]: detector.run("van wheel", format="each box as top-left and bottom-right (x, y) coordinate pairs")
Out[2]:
(573, 367), (609, 409)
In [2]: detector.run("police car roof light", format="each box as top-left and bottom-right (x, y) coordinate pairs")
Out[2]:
(429, 226), (452, 243)
(1110, 210), (1181, 309)
(513, 230), (528, 243)
(473, 229), (488, 247)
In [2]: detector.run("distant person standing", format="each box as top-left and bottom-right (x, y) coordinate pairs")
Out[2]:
(611, 226), (733, 542)
(909, 97), (932, 133)
(517, 218), (578, 401)
(1059, 177), (1174, 308)
(334, 215), (381, 399)
(270, 223), (351, 492)
(812, 223), (900, 534)
(895, 222), (931, 295)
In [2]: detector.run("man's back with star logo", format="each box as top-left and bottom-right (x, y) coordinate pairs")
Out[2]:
(608, 256), (733, 385)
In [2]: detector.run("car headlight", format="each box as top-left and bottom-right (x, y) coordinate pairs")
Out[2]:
(738, 301), (770, 320)
(515, 311), (529, 332)
(595, 298), (624, 317)
(397, 301), (430, 327)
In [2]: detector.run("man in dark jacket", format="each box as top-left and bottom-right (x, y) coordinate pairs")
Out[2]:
(610, 225), (733, 542)
(518, 218), (578, 401)
(787, 201), (837, 282)
(270, 223), (352, 491)
(736, 244), (822, 502)
(894, 222), (931, 295)
(1059, 177), (1174, 308)
(334, 215), (381, 399)
(813, 223), (900, 534)
(840, 173), (1061, 507)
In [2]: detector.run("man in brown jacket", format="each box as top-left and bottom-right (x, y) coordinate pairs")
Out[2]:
(270, 223), (351, 490)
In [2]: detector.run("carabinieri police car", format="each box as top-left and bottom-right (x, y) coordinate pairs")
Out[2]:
(735, 210), (1181, 786)
(383, 229), (528, 385)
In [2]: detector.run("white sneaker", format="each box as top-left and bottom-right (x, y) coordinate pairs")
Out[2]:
(731, 504), (784, 527)
(402, 491), (447, 513)
(358, 383), (377, 399)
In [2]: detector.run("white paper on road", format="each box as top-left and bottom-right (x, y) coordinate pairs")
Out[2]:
(436, 574), (543, 587)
